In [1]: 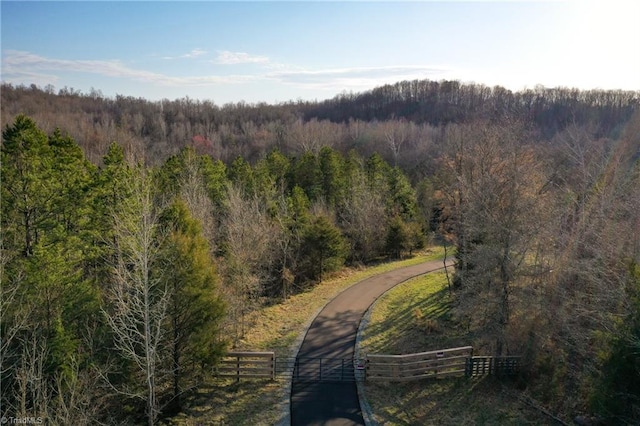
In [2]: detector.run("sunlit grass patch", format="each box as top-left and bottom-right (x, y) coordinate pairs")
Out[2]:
(359, 268), (555, 425)
(360, 271), (465, 355)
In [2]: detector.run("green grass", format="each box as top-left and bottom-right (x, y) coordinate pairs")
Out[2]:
(360, 272), (465, 355)
(359, 271), (556, 425)
(163, 247), (446, 425)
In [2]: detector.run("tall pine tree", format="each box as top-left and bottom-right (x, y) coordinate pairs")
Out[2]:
(158, 199), (226, 411)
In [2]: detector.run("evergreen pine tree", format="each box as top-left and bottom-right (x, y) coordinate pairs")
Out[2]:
(158, 199), (226, 410)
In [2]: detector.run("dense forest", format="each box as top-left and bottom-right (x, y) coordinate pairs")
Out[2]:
(2, 81), (638, 172)
(2, 80), (640, 424)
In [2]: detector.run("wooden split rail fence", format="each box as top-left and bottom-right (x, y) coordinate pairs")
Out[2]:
(215, 347), (520, 382)
(365, 346), (521, 382)
(216, 351), (276, 382)
(366, 346), (473, 382)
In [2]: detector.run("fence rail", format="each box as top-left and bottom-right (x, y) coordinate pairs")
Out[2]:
(366, 346), (473, 382)
(216, 348), (521, 383)
(216, 351), (275, 381)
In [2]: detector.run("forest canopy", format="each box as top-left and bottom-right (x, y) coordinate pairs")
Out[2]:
(2, 80), (638, 169)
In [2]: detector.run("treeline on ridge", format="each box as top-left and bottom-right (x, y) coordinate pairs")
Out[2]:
(2, 80), (638, 173)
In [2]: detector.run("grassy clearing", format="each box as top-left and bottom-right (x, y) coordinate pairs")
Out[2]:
(360, 272), (556, 425)
(164, 247), (446, 425)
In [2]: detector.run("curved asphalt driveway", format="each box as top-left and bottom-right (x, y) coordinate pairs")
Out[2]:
(291, 259), (452, 426)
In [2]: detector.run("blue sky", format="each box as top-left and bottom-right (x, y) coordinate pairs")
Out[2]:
(2, 1), (639, 105)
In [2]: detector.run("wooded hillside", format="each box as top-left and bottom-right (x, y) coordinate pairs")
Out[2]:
(2, 80), (639, 424)
(2, 81), (638, 172)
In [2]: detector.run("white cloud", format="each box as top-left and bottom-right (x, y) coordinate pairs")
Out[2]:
(162, 48), (208, 60)
(1, 50), (257, 86)
(214, 50), (269, 65)
(183, 48), (207, 58)
(268, 65), (454, 90)
(1, 49), (458, 98)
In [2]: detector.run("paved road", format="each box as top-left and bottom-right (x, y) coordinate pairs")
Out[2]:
(290, 259), (451, 426)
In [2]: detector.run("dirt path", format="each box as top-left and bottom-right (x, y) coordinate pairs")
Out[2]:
(290, 259), (452, 426)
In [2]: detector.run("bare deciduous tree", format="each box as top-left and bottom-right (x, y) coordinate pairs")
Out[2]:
(338, 169), (387, 263)
(287, 118), (344, 154)
(176, 149), (218, 252)
(0, 251), (29, 414)
(220, 184), (274, 345)
(15, 334), (49, 420)
(443, 121), (547, 355)
(103, 170), (168, 426)
(380, 119), (414, 167)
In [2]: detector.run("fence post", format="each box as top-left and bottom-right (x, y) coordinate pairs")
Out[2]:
(271, 353), (276, 381)
(365, 357), (369, 382)
(236, 355), (241, 383)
